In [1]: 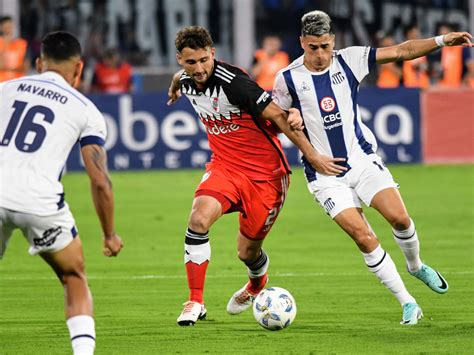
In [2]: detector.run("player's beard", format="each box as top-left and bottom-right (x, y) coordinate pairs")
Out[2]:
(193, 72), (208, 84)
(193, 63), (213, 87)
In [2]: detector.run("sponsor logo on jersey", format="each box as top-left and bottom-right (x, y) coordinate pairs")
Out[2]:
(33, 226), (62, 247)
(320, 96), (343, 130)
(362, 46), (370, 60)
(322, 112), (343, 130)
(300, 81), (311, 92)
(201, 171), (212, 182)
(320, 96), (336, 112)
(256, 91), (270, 105)
(323, 112), (342, 123)
(207, 123), (240, 135)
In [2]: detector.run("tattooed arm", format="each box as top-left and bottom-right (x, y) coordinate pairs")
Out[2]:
(376, 31), (473, 64)
(81, 144), (123, 256)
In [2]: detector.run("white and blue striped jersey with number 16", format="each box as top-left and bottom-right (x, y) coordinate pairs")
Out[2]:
(0, 71), (107, 216)
(272, 46), (378, 181)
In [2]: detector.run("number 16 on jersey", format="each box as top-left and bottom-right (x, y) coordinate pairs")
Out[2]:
(1, 100), (55, 153)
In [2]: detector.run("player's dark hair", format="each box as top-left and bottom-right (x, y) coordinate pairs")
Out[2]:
(0, 16), (12, 24)
(103, 48), (119, 59)
(403, 23), (418, 37)
(437, 22), (456, 32)
(301, 10), (333, 36)
(175, 26), (213, 52)
(41, 31), (82, 61)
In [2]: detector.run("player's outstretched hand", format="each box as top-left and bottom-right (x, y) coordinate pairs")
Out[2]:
(287, 107), (304, 131)
(309, 155), (348, 176)
(167, 85), (182, 105)
(444, 32), (473, 47)
(103, 233), (123, 257)
(167, 69), (185, 105)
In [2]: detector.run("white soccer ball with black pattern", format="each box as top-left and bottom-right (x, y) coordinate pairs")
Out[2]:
(252, 287), (297, 331)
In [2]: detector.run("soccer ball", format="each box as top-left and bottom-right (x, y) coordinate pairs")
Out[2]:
(252, 287), (297, 331)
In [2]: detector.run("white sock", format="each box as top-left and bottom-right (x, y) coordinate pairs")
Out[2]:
(184, 228), (211, 264)
(392, 219), (423, 273)
(246, 249), (269, 278)
(363, 245), (416, 306)
(67, 315), (96, 355)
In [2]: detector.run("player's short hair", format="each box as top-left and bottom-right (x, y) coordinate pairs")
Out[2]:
(403, 23), (418, 37)
(0, 16), (12, 25)
(41, 31), (82, 61)
(175, 26), (213, 52)
(103, 48), (119, 59)
(438, 22), (456, 32)
(301, 10), (333, 37)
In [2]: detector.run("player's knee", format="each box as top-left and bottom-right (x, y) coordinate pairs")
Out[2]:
(188, 213), (212, 233)
(388, 214), (411, 230)
(237, 247), (260, 264)
(58, 260), (87, 285)
(189, 209), (213, 233)
(350, 226), (377, 249)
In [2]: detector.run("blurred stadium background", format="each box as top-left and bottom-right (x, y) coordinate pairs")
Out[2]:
(0, 0), (473, 171)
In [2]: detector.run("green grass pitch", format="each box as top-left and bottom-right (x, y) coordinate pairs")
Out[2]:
(1, 165), (473, 354)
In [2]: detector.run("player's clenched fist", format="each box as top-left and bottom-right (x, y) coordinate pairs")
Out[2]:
(103, 234), (123, 257)
(287, 107), (304, 131)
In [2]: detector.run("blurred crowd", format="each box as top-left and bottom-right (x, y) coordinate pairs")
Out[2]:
(251, 26), (473, 91)
(376, 23), (474, 89)
(0, 0), (472, 93)
(3, 0), (144, 93)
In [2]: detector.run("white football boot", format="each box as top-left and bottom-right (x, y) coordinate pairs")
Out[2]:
(226, 283), (259, 315)
(177, 301), (207, 326)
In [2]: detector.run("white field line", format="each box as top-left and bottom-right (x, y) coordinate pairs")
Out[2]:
(0, 270), (472, 281)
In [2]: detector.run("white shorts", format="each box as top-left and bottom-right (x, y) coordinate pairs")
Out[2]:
(307, 154), (399, 219)
(0, 205), (78, 258)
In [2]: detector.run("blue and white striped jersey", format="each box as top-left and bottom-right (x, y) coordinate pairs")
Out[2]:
(273, 46), (378, 178)
(0, 71), (107, 215)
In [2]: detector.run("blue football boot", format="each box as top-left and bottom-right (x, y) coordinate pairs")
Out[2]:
(400, 303), (423, 325)
(410, 264), (449, 294)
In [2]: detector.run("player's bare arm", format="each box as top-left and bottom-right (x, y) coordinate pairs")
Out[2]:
(81, 144), (123, 257)
(167, 69), (185, 105)
(376, 31), (473, 64)
(262, 102), (347, 176)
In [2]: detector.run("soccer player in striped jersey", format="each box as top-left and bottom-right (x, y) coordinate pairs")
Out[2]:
(0, 32), (123, 353)
(273, 10), (472, 325)
(168, 26), (344, 326)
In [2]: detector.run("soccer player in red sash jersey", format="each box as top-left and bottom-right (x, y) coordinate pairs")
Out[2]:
(168, 26), (346, 326)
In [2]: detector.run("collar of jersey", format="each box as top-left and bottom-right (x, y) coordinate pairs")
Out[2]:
(40, 70), (69, 84)
(302, 62), (331, 76)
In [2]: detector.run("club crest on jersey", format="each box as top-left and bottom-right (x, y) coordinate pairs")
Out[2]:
(331, 71), (345, 85)
(320, 96), (336, 112)
(210, 97), (219, 112)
